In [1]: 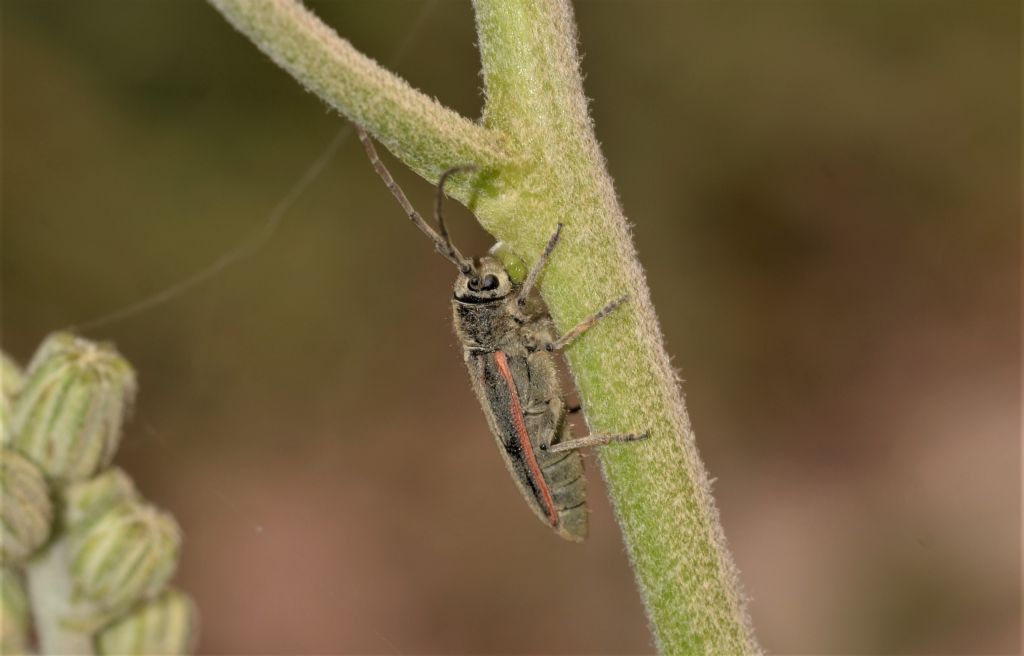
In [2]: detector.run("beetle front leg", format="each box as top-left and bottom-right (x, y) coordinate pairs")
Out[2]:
(540, 431), (649, 453)
(544, 295), (629, 352)
(517, 223), (563, 308)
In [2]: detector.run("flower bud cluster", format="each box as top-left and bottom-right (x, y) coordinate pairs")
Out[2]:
(0, 335), (197, 654)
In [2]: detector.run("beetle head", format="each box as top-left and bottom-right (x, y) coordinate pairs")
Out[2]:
(454, 256), (513, 303)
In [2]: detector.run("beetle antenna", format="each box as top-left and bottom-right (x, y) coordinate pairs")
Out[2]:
(436, 165), (477, 276)
(357, 127), (475, 274)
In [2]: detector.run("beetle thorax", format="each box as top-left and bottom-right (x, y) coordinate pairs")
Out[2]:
(451, 256), (519, 350)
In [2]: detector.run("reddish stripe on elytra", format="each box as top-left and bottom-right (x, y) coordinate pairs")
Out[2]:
(493, 351), (559, 526)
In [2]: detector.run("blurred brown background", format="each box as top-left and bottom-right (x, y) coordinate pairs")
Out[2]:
(1, 1), (1019, 654)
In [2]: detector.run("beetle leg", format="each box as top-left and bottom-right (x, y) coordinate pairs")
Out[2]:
(544, 295), (629, 352)
(525, 320), (560, 353)
(518, 223), (563, 308)
(540, 431), (649, 454)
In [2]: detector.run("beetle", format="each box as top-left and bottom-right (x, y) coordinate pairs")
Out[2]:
(357, 128), (647, 541)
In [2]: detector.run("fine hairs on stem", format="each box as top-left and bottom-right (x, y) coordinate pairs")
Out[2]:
(206, 1), (760, 653)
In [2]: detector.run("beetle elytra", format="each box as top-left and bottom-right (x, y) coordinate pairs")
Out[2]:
(357, 128), (647, 541)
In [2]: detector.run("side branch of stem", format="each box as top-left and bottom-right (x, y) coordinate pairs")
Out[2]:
(208, 0), (512, 182)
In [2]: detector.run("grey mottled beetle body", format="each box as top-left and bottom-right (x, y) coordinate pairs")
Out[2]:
(455, 256), (589, 539)
(358, 128), (646, 541)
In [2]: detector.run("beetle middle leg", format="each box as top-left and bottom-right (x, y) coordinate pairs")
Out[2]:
(540, 431), (648, 453)
(543, 295), (629, 353)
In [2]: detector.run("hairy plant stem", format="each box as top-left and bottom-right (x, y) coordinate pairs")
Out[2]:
(26, 539), (93, 656)
(208, 1), (759, 653)
(206, 0), (512, 187)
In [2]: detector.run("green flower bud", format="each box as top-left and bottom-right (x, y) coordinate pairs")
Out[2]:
(0, 447), (53, 563)
(95, 588), (198, 656)
(64, 467), (137, 529)
(10, 332), (136, 483)
(0, 352), (24, 445)
(68, 499), (180, 622)
(1, 567), (30, 655)
(488, 241), (529, 283)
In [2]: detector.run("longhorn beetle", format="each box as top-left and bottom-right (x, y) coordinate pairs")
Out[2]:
(357, 128), (647, 541)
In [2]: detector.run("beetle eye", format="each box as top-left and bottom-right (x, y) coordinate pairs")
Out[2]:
(468, 274), (500, 292)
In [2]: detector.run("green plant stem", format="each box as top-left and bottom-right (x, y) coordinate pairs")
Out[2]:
(208, 1), (759, 653)
(206, 0), (512, 182)
(26, 539), (94, 656)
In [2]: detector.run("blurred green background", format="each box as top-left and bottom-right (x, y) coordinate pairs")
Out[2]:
(2, 1), (1019, 653)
